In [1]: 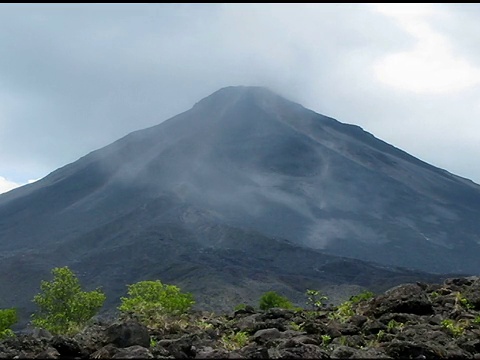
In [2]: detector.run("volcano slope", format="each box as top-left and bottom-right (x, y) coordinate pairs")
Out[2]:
(0, 86), (477, 325)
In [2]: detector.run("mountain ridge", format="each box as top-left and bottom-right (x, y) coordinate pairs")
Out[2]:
(2, 86), (480, 262)
(1, 85), (479, 325)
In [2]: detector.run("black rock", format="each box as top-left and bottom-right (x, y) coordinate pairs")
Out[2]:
(105, 321), (150, 348)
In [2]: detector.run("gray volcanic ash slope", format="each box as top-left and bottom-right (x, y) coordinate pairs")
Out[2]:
(0, 86), (478, 323)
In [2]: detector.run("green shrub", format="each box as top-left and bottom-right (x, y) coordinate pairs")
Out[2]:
(456, 292), (474, 309)
(350, 290), (374, 304)
(441, 319), (465, 337)
(31, 266), (106, 335)
(150, 336), (158, 348)
(258, 291), (294, 310)
(196, 319), (214, 330)
(321, 334), (332, 347)
(289, 321), (304, 331)
(118, 280), (194, 326)
(0, 308), (17, 339)
(234, 303), (247, 311)
(387, 319), (404, 331)
(329, 300), (355, 323)
(329, 290), (373, 323)
(305, 289), (328, 311)
(221, 331), (249, 350)
(338, 336), (348, 346)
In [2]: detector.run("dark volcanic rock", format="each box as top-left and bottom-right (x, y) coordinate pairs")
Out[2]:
(276, 343), (330, 359)
(252, 328), (281, 344)
(330, 345), (391, 359)
(195, 346), (229, 359)
(330, 345), (358, 359)
(50, 335), (85, 358)
(73, 323), (109, 354)
(361, 283), (434, 317)
(112, 345), (153, 359)
(361, 319), (387, 334)
(105, 320), (150, 348)
(381, 339), (444, 359)
(157, 334), (199, 358)
(35, 346), (60, 359)
(91, 343), (119, 359)
(463, 277), (480, 309)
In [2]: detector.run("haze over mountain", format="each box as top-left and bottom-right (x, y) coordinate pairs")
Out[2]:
(0, 86), (478, 323)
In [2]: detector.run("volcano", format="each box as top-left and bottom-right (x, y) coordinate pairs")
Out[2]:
(1, 86), (478, 324)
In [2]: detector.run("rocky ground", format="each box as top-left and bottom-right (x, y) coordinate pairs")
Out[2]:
(3, 276), (480, 359)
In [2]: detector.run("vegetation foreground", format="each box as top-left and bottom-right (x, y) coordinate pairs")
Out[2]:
(2, 267), (480, 358)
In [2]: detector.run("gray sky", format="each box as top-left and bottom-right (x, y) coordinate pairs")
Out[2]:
(1, 3), (480, 193)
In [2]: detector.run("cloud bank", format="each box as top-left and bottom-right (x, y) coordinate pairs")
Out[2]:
(0, 4), (479, 185)
(0, 177), (20, 194)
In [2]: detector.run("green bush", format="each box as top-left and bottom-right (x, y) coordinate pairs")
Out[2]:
(456, 292), (474, 309)
(321, 334), (332, 347)
(441, 319), (465, 337)
(259, 291), (294, 310)
(305, 289), (328, 311)
(328, 290), (374, 323)
(387, 319), (404, 331)
(234, 303), (247, 311)
(118, 280), (194, 326)
(221, 331), (249, 350)
(350, 290), (374, 304)
(329, 299), (355, 323)
(31, 266), (106, 335)
(150, 336), (158, 348)
(0, 308), (17, 339)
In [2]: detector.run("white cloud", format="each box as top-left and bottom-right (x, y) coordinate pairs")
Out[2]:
(0, 4), (479, 185)
(372, 3), (480, 94)
(0, 176), (21, 194)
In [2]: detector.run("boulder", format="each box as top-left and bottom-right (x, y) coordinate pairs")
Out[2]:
(252, 328), (282, 344)
(90, 344), (119, 359)
(31, 328), (53, 340)
(157, 334), (199, 358)
(464, 278), (480, 309)
(381, 340), (442, 358)
(235, 314), (264, 333)
(105, 320), (150, 348)
(276, 344), (329, 359)
(50, 335), (85, 358)
(330, 345), (358, 359)
(112, 345), (153, 359)
(330, 345), (391, 359)
(73, 323), (109, 354)
(34, 346), (60, 359)
(195, 346), (230, 359)
(264, 308), (295, 320)
(232, 305), (256, 318)
(363, 284), (433, 317)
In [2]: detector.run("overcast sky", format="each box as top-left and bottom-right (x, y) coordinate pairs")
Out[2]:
(1, 3), (480, 194)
